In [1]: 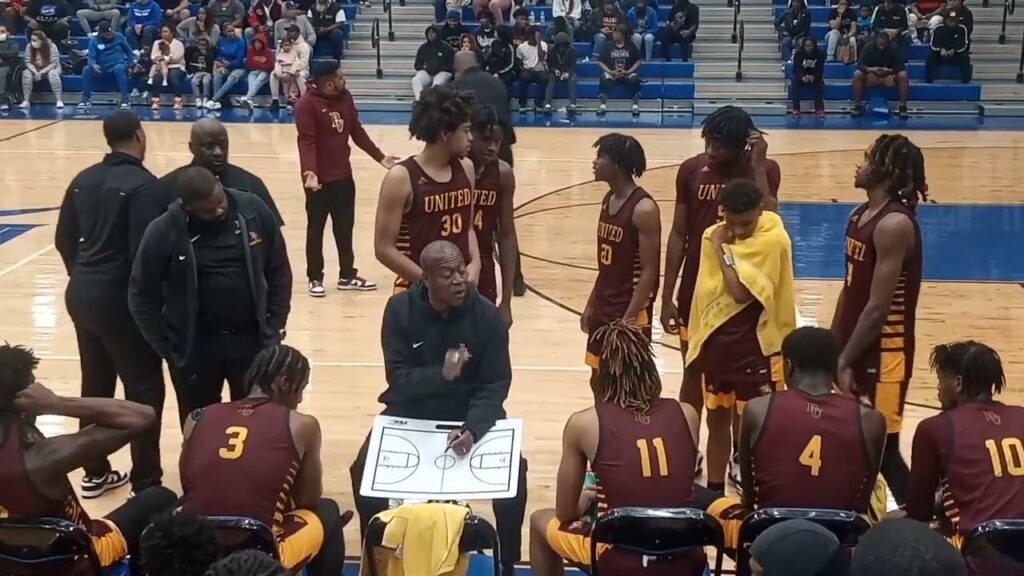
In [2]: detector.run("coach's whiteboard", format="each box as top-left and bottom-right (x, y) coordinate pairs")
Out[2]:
(359, 416), (524, 501)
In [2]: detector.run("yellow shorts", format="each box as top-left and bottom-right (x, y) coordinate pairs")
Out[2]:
(277, 509), (324, 570)
(545, 517), (610, 566)
(90, 519), (129, 567)
(393, 277), (409, 295)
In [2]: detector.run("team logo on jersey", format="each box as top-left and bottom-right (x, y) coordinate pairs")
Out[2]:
(329, 111), (345, 133)
(249, 231), (262, 246)
(239, 403), (256, 416)
(806, 402), (822, 420)
(984, 411), (1002, 426)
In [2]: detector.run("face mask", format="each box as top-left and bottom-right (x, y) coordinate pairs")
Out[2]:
(30, 39), (42, 48)
(0, 34), (7, 42)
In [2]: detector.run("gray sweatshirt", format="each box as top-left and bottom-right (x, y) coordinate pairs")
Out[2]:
(274, 15), (317, 46)
(207, 0), (246, 29)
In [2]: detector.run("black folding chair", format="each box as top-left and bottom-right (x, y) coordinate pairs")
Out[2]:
(589, 507), (725, 576)
(204, 516), (280, 560)
(736, 508), (869, 576)
(961, 519), (1024, 576)
(0, 517), (102, 576)
(363, 509), (500, 576)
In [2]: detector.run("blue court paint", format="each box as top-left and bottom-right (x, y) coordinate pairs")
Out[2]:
(0, 224), (39, 245)
(0, 207), (59, 217)
(781, 202), (1024, 282)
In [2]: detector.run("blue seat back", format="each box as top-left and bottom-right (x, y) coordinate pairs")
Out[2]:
(0, 517), (101, 576)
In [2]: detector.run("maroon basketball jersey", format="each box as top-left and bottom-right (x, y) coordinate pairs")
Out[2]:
(396, 157), (475, 287)
(835, 201), (922, 386)
(181, 399), (301, 535)
(752, 390), (874, 513)
(935, 402), (1024, 534)
(0, 421), (92, 529)
(473, 160), (502, 304)
(589, 187), (658, 329)
(674, 154), (781, 331)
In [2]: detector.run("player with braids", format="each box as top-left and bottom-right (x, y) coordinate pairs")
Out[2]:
(833, 133), (927, 510)
(205, 550), (289, 576)
(530, 321), (705, 576)
(375, 84), (483, 293)
(139, 512), (221, 576)
(909, 340), (1024, 548)
(180, 345), (350, 576)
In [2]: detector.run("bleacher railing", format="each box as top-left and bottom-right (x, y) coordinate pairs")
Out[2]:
(999, 0), (1016, 43)
(384, 0), (396, 41)
(731, 0), (741, 43)
(372, 18), (383, 78)
(736, 20), (745, 81)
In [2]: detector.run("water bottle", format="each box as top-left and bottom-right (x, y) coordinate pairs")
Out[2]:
(583, 470), (599, 522)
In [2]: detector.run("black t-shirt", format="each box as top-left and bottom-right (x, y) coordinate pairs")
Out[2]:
(828, 7), (855, 33)
(873, 4), (908, 30)
(600, 40), (640, 72)
(858, 41), (904, 71)
(27, 0), (71, 23)
(190, 212), (256, 332)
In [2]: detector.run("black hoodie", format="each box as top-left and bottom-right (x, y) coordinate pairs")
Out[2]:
(415, 26), (455, 76)
(379, 281), (511, 440)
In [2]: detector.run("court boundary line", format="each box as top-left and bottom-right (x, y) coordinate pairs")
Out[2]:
(0, 245), (53, 279)
(0, 119), (63, 142)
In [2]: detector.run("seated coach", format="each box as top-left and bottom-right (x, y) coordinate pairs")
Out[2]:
(349, 239), (526, 576)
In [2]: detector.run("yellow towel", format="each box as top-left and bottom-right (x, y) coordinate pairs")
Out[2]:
(685, 210), (797, 366)
(359, 503), (470, 576)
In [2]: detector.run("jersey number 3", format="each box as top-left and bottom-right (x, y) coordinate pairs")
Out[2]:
(799, 434), (823, 477)
(218, 426), (249, 460)
(636, 437), (669, 478)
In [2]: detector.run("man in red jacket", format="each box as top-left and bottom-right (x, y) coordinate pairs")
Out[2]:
(295, 60), (397, 298)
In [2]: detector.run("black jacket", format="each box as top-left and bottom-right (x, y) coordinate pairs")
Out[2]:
(55, 152), (164, 285)
(793, 46), (824, 79)
(452, 66), (516, 146)
(872, 4), (908, 32)
(547, 42), (578, 75)
(415, 28), (455, 76)
(159, 162), (284, 225)
(668, 0), (699, 35)
(380, 281), (511, 440)
(128, 189), (292, 368)
(930, 23), (968, 53)
(776, 6), (811, 38)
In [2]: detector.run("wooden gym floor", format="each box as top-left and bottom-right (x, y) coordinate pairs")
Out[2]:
(1, 119), (1022, 557)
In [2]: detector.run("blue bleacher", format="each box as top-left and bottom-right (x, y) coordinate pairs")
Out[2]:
(792, 40), (932, 59)
(510, 78), (694, 99)
(785, 61), (980, 100)
(784, 60), (966, 80)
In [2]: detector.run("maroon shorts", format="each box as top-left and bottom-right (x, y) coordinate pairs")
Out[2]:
(477, 259), (498, 304)
(585, 306), (652, 369)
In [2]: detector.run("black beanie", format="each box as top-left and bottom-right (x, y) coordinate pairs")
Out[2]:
(750, 519), (844, 576)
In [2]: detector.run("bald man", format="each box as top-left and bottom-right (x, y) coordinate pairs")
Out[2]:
(349, 240), (527, 576)
(159, 119), (283, 225)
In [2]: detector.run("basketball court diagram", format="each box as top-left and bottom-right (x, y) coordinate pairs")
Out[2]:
(359, 416), (524, 501)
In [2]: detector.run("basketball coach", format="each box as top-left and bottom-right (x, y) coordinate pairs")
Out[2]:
(129, 166), (292, 426)
(349, 239), (527, 576)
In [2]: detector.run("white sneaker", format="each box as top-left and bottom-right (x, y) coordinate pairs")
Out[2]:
(598, 103), (607, 114)
(19, 100), (30, 109)
(728, 451), (742, 490)
(130, 88), (141, 97)
(308, 280), (326, 298)
(205, 100), (220, 110)
(80, 470), (129, 499)
(631, 103), (640, 115)
(195, 97), (205, 108)
(119, 102), (130, 110)
(55, 100), (64, 109)
(338, 276), (377, 291)
(240, 96), (254, 110)
(0, 103), (7, 111)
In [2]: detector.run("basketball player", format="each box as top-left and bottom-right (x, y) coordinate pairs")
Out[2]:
(373, 85), (482, 292)
(908, 341), (1024, 541)
(0, 344), (177, 570)
(700, 328), (885, 551)
(530, 321), (705, 576)
(831, 133), (927, 509)
(581, 133), (661, 390)
(468, 105), (518, 326)
(662, 105), (780, 474)
(180, 345), (346, 576)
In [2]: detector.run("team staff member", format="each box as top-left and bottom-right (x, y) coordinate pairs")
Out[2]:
(54, 111), (166, 498)
(0, 344), (177, 570)
(296, 60), (397, 298)
(350, 240), (526, 576)
(160, 118), (283, 226)
(129, 167), (292, 426)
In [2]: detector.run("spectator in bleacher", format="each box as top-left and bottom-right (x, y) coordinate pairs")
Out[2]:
(552, 0), (582, 34)
(459, 31), (477, 51)
(511, 6), (530, 45)
(139, 512), (221, 576)
(474, 10), (497, 48)
(943, 0), (971, 40)
(855, 4), (872, 48)
(872, 0), (912, 49)
(598, 23), (641, 115)
(246, 0), (280, 41)
(475, 0), (510, 26)
(270, 35), (306, 110)
(791, 36), (825, 117)
(483, 25), (515, 87)
(148, 23), (185, 109)
(21, 29), (61, 108)
(208, 0), (246, 32)
(76, 0), (120, 35)
(544, 31), (577, 113)
(282, 22), (310, 62)
(662, 0), (698, 62)
(187, 35), (215, 106)
(273, 1), (315, 46)
(207, 22), (245, 108)
(775, 0), (810, 60)
(127, 0), (162, 50)
(925, 10), (970, 82)
(0, 25), (16, 110)
(23, 0), (71, 50)
(238, 31), (272, 108)
(177, 7), (220, 46)
(79, 21), (132, 109)
(412, 25), (454, 99)
(825, 0), (857, 61)
(439, 10), (465, 49)
(308, 0), (345, 58)
(627, 0), (656, 60)
(2, 0), (23, 33)
(158, 0), (190, 25)
(128, 40), (153, 97)
(908, 0), (944, 38)
(588, 0), (621, 58)
(515, 24), (547, 111)
(851, 30), (910, 117)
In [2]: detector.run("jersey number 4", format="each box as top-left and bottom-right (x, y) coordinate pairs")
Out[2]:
(985, 438), (1024, 477)
(218, 426), (249, 460)
(799, 434), (823, 477)
(636, 437), (669, 478)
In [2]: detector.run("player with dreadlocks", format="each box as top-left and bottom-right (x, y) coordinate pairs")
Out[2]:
(581, 133), (661, 394)
(908, 341), (1024, 549)
(832, 133), (927, 510)
(661, 105), (781, 481)
(529, 321), (704, 576)
(205, 550), (289, 576)
(180, 344), (350, 576)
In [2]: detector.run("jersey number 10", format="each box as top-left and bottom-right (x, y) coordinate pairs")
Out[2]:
(985, 438), (1024, 477)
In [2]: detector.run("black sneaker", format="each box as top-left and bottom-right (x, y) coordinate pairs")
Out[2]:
(851, 102), (865, 117)
(513, 276), (526, 297)
(898, 104), (909, 119)
(338, 276), (377, 291)
(270, 99), (280, 112)
(80, 471), (129, 499)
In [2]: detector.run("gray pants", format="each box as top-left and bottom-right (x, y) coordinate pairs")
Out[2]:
(76, 9), (121, 34)
(544, 72), (577, 106)
(191, 71), (212, 97)
(22, 68), (62, 102)
(0, 65), (10, 96)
